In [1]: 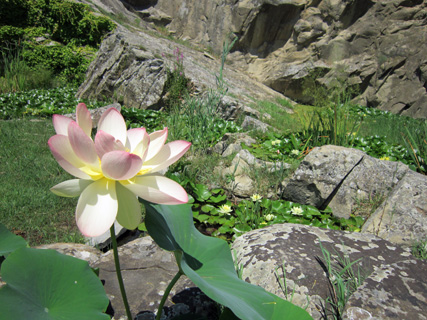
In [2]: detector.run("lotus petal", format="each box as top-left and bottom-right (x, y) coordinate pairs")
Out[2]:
(115, 182), (142, 230)
(68, 122), (98, 166)
(121, 174), (188, 204)
(97, 108), (127, 145)
(76, 103), (92, 137)
(126, 128), (149, 160)
(145, 128), (168, 161)
(50, 179), (93, 197)
(48, 135), (92, 179)
(95, 130), (126, 159)
(52, 115), (73, 136)
(76, 179), (118, 237)
(143, 140), (191, 173)
(101, 151), (143, 181)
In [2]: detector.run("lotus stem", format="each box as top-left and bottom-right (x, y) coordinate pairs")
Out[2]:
(156, 270), (183, 320)
(110, 224), (132, 320)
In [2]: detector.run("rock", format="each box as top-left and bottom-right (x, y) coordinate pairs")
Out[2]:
(241, 115), (271, 132)
(220, 149), (290, 198)
(362, 169), (427, 246)
(281, 145), (427, 246)
(34, 242), (102, 266)
(124, 0), (427, 118)
(76, 27), (168, 110)
(220, 156), (255, 199)
(344, 259), (427, 320)
(231, 223), (415, 320)
(281, 145), (410, 219)
(212, 132), (257, 156)
(94, 237), (197, 319)
(76, 23), (287, 112)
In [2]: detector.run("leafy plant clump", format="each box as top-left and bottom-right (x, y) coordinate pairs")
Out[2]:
(161, 177), (364, 242)
(0, 87), (107, 119)
(0, 0), (116, 90)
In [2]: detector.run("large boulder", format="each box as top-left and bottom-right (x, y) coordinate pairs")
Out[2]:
(123, 0), (427, 118)
(344, 259), (427, 320)
(362, 168), (427, 245)
(76, 23), (287, 111)
(231, 223), (423, 320)
(281, 145), (427, 246)
(76, 27), (168, 110)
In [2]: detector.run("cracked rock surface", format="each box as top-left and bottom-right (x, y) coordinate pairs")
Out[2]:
(282, 145), (427, 245)
(231, 223), (415, 319)
(344, 259), (427, 320)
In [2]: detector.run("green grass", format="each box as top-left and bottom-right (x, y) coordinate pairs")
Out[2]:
(0, 119), (84, 246)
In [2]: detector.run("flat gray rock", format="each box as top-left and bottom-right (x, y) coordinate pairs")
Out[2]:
(94, 237), (194, 319)
(231, 223), (414, 319)
(344, 259), (427, 320)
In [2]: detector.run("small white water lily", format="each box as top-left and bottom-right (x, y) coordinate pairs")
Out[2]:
(218, 204), (232, 215)
(265, 214), (275, 222)
(48, 103), (191, 237)
(271, 139), (281, 146)
(250, 194), (262, 202)
(291, 206), (304, 216)
(291, 149), (300, 156)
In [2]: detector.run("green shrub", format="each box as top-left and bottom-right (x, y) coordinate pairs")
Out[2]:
(1, 0), (116, 46)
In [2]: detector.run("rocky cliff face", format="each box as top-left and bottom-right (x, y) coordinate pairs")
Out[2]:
(125, 0), (427, 118)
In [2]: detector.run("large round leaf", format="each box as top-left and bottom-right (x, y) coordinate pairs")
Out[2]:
(0, 223), (28, 257)
(144, 202), (313, 320)
(0, 247), (110, 320)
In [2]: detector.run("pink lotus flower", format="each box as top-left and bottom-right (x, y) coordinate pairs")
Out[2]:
(48, 103), (191, 237)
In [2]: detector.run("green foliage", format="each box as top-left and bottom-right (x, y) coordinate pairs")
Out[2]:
(0, 119), (85, 245)
(411, 238), (427, 260)
(1, 0), (115, 46)
(0, 0), (115, 91)
(121, 107), (165, 132)
(167, 90), (241, 150)
(319, 242), (367, 319)
(163, 47), (190, 109)
(143, 201), (313, 320)
(0, 223), (28, 257)
(400, 125), (427, 174)
(167, 176), (364, 242)
(0, 245), (110, 319)
(21, 42), (96, 86)
(0, 87), (107, 119)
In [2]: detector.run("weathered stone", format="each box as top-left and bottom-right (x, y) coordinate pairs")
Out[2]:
(344, 259), (427, 320)
(281, 145), (410, 219)
(231, 223), (414, 320)
(212, 133), (256, 156)
(362, 169), (427, 246)
(94, 237), (195, 319)
(34, 242), (102, 266)
(76, 21), (287, 112)
(76, 28), (168, 110)
(120, 0), (427, 118)
(241, 116), (271, 132)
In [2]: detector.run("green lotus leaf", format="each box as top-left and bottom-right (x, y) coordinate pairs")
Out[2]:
(0, 247), (110, 320)
(144, 202), (313, 320)
(0, 223), (28, 257)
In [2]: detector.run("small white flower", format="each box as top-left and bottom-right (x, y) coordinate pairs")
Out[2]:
(291, 206), (303, 216)
(265, 214), (275, 222)
(250, 194), (262, 202)
(271, 139), (281, 146)
(291, 149), (300, 156)
(218, 204), (232, 214)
